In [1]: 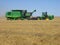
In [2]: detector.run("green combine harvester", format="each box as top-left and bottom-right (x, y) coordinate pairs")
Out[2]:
(6, 10), (54, 20)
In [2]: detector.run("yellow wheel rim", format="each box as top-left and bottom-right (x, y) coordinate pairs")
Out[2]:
(46, 18), (49, 20)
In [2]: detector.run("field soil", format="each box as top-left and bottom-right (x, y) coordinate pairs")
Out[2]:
(0, 17), (60, 45)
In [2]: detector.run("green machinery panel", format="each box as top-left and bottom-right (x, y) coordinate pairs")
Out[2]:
(6, 10), (22, 19)
(11, 11), (22, 18)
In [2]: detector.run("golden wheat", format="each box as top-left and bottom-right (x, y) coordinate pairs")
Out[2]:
(0, 17), (60, 45)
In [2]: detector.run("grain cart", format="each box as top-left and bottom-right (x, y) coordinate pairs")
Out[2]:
(6, 10), (36, 20)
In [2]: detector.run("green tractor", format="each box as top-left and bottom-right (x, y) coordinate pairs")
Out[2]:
(38, 12), (54, 20)
(6, 10), (36, 20)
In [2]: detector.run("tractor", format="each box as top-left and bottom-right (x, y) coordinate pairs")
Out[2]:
(38, 12), (54, 20)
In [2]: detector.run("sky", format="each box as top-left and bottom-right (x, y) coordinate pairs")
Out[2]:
(0, 0), (60, 16)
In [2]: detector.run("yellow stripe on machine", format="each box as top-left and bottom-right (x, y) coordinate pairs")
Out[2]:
(46, 18), (49, 20)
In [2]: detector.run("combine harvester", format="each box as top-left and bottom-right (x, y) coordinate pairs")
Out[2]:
(5, 10), (54, 20)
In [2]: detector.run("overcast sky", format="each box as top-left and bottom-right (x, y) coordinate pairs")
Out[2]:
(0, 0), (60, 16)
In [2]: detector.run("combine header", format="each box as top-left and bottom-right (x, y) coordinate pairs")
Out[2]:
(5, 10), (54, 20)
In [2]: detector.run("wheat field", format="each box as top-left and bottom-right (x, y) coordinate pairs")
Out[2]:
(0, 17), (60, 45)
